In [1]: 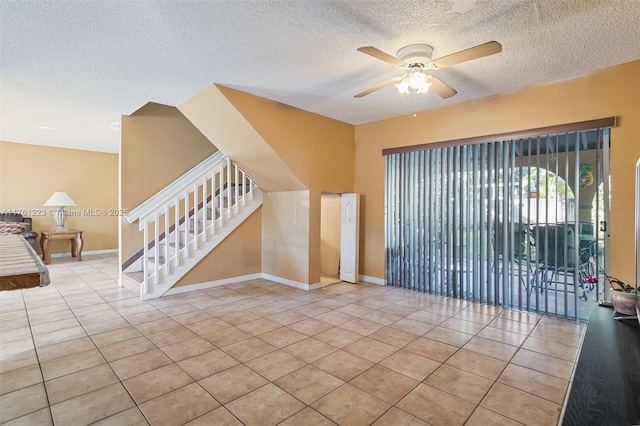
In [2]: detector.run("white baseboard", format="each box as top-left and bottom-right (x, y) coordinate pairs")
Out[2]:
(261, 273), (321, 291)
(138, 271), (337, 298)
(164, 272), (321, 296)
(360, 275), (385, 285)
(164, 273), (263, 296)
(308, 282), (322, 290)
(50, 249), (118, 259)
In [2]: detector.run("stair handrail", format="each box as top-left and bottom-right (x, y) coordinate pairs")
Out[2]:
(125, 151), (225, 225)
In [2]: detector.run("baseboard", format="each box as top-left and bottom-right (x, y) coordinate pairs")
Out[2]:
(166, 272), (320, 295)
(164, 273), (263, 296)
(360, 274), (385, 285)
(308, 282), (323, 290)
(261, 273), (321, 291)
(50, 249), (118, 259)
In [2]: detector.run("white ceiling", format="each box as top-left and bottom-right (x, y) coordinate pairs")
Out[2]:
(1, 0), (639, 154)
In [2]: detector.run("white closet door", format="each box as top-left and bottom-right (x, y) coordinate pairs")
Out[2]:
(340, 193), (359, 283)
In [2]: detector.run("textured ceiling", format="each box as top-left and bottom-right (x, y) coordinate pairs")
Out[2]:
(1, 0), (639, 153)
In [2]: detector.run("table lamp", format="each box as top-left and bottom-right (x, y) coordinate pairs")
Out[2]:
(44, 192), (76, 230)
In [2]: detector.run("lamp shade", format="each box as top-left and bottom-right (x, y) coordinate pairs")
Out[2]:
(408, 70), (427, 90)
(395, 78), (410, 94)
(44, 192), (76, 207)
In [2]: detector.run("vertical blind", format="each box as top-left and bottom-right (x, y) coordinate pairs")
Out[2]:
(384, 125), (611, 320)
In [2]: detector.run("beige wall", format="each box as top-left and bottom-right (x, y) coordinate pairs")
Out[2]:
(216, 86), (355, 194)
(174, 208), (262, 287)
(217, 86), (355, 284)
(120, 102), (217, 262)
(177, 85), (305, 192)
(0, 141), (118, 254)
(355, 60), (640, 283)
(320, 194), (341, 277)
(261, 191), (310, 283)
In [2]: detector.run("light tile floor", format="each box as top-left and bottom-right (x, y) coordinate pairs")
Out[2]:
(0, 254), (586, 425)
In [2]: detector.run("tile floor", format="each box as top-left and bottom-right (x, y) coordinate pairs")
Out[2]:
(0, 254), (586, 425)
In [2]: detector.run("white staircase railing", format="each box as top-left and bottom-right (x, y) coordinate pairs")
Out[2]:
(124, 152), (261, 299)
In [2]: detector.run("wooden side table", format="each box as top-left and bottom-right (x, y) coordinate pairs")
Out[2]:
(40, 230), (83, 265)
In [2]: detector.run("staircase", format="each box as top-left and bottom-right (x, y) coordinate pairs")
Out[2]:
(123, 152), (262, 299)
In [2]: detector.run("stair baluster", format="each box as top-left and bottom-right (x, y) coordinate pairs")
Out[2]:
(153, 218), (159, 285)
(210, 172), (218, 235)
(193, 183), (198, 251)
(241, 170), (247, 207)
(234, 164), (240, 215)
(143, 223), (149, 295)
(163, 205), (169, 276)
(226, 157), (232, 221)
(174, 198), (179, 267)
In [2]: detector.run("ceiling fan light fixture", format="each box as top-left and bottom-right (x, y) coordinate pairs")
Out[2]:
(395, 78), (410, 94)
(408, 69), (427, 90)
(416, 76), (432, 94)
(396, 72), (431, 95)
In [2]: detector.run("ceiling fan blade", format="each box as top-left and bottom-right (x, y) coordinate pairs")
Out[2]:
(357, 46), (406, 67)
(432, 41), (502, 69)
(452, 0), (477, 14)
(354, 76), (403, 98)
(429, 76), (457, 99)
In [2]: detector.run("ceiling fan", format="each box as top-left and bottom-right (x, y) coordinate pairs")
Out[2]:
(354, 41), (502, 99)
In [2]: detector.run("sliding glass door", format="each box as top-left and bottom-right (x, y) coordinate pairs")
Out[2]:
(385, 124), (611, 321)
